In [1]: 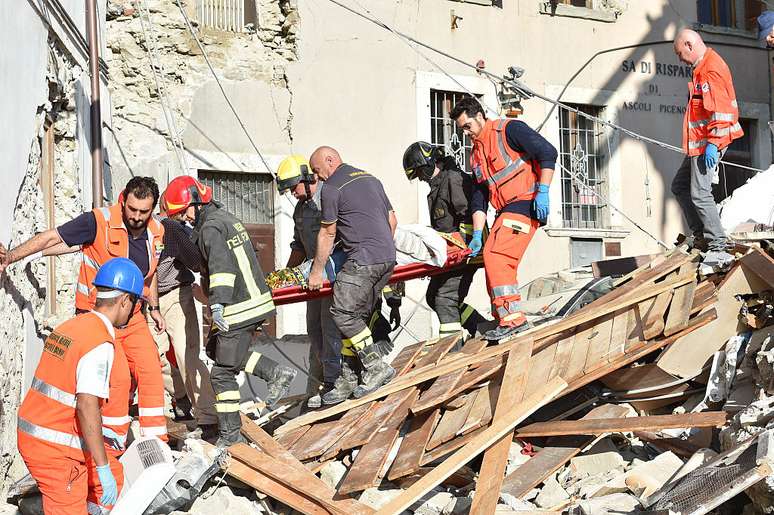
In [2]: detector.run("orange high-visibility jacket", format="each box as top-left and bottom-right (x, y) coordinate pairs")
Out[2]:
(683, 47), (744, 156)
(75, 203), (165, 311)
(17, 312), (114, 462)
(100, 341), (131, 455)
(471, 119), (540, 212)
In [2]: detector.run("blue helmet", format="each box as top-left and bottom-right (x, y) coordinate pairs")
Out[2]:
(92, 257), (144, 298)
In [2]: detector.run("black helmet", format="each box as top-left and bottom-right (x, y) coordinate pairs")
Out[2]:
(402, 141), (443, 181)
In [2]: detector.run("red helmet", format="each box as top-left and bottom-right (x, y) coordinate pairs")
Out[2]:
(163, 176), (212, 216)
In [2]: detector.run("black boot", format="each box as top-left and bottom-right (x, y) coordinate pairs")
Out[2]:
(353, 344), (395, 398)
(264, 365), (298, 408)
(173, 396), (193, 421)
(215, 411), (246, 448)
(483, 320), (532, 342)
(321, 360), (358, 405)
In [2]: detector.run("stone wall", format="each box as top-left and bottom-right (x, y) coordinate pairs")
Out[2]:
(105, 0), (298, 193)
(0, 40), (83, 495)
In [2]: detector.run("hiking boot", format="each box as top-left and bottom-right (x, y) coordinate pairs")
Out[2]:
(173, 396), (193, 421)
(199, 423), (219, 443)
(321, 370), (358, 405)
(215, 412), (245, 448)
(353, 345), (396, 399)
(675, 232), (709, 252)
(264, 365), (297, 408)
(484, 320), (532, 342)
(307, 381), (335, 409)
(702, 249), (735, 269)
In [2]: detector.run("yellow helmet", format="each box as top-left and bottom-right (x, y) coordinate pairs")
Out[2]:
(277, 155), (313, 192)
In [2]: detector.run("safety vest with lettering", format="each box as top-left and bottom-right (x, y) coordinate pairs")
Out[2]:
(683, 47), (744, 156)
(471, 119), (540, 212)
(75, 203), (165, 311)
(100, 341), (131, 456)
(17, 313), (114, 462)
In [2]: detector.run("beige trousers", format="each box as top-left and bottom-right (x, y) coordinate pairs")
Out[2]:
(149, 284), (217, 425)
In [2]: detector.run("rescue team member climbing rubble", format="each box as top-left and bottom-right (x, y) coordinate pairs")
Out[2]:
(306, 146), (397, 404)
(1, 177), (170, 441)
(277, 155), (345, 409)
(451, 97), (557, 342)
(17, 258), (141, 514)
(402, 141), (486, 344)
(672, 28), (744, 268)
(163, 175), (296, 447)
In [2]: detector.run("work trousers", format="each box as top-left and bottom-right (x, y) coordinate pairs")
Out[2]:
(426, 265), (482, 336)
(149, 285), (217, 425)
(86, 453), (125, 513)
(119, 310), (168, 440)
(484, 212), (539, 326)
(208, 326), (280, 413)
(19, 444), (88, 515)
(671, 151), (727, 251)
(330, 260), (394, 356)
(306, 295), (342, 387)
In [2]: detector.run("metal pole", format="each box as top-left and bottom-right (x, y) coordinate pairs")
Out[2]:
(86, 0), (104, 207)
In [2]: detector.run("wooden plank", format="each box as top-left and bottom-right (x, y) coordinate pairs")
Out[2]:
(548, 332), (576, 381)
(412, 334), (459, 368)
(337, 388), (419, 495)
(657, 263), (769, 378)
(391, 342), (425, 375)
(289, 403), (372, 461)
(633, 430), (707, 458)
(470, 343), (532, 515)
(427, 390), (479, 450)
(230, 443), (349, 514)
(591, 254), (659, 279)
(275, 425), (310, 450)
(525, 340), (557, 394)
(387, 408), (441, 480)
(420, 425), (487, 466)
(413, 340), (488, 414)
(582, 312), (614, 373)
(338, 393), (415, 451)
(606, 308), (630, 363)
(500, 404), (632, 499)
(276, 271), (698, 434)
(373, 377), (568, 515)
(515, 411), (728, 438)
(739, 247), (774, 288)
(599, 363), (681, 393)
(239, 418), (373, 514)
(624, 303), (646, 352)
(458, 383), (494, 436)
(564, 320), (593, 381)
(641, 286), (674, 340)
(663, 263), (699, 337)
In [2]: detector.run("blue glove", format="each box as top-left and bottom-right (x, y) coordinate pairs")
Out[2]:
(468, 230), (483, 257)
(96, 463), (118, 506)
(534, 184), (550, 221)
(210, 304), (230, 332)
(102, 427), (126, 451)
(704, 143), (719, 170)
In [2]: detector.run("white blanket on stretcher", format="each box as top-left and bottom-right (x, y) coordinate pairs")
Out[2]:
(393, 224), (447, 267)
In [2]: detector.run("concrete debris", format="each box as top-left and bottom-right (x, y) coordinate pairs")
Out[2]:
(319, 460), (347, 490)
(570, 438), (627, 477)
(623, 451), (684, 501)
(410, 490), (455, 515)
(719, 164), (774, 232)
(534, 474), (570, 508)
(574, 493), (642, 514)
(184, 485), (265, 515)
(505, 440), (532, 475)
(358, 486), (405, 510)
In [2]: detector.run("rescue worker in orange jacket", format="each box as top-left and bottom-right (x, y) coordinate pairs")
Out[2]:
(672, 29), (743, 268)
(451, 97), (557, 342)
(0, 177), (169, 441)
(17, 257), (141, 514)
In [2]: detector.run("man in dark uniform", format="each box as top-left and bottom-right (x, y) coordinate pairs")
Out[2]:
(163, 176), (296, 447)
(402, 142), (486, 343)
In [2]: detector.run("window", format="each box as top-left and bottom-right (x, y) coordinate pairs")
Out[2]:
(557, 0), (592, 6)
(199, 171), (274, 224)
(714, 118), (756, 201)
(697, 0), (762, 31)
(196, 0), (257, 32)
(430, 89), (480, 173)
(558, 104), (608, 229)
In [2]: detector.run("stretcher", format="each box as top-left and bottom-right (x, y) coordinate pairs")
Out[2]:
(270, 233), (478, 306)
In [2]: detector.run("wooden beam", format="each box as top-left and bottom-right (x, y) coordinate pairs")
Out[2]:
(387, 408), (440, 480)
(739, 247), (774, 289)
(470, 342), (532, 514)
(515, 411), (728, 438)
(373, 377), (568, 515)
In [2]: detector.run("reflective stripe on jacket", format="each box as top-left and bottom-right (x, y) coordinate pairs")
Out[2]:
(471, 119), (540, 212)
(18, 312), (114, 462)
(75, 203), (165, 311)
(683, 47), (744, 156)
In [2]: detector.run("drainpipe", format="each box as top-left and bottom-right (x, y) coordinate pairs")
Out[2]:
(86, 0), (104, 207)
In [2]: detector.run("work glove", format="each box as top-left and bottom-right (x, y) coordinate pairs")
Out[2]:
(468, 230), (483, 257)
(96, 463), (118, 507)
(534, 184), (550, 221)
(102, 427), (126, 451)
(704, 143), (719, 171)
(386, 296), (402, 329)
(210, 304), (230, 332)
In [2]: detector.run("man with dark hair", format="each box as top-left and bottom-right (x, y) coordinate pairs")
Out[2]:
(307, 146), (397, 403)
(0, 176), (170, 440)
(450, 97), (557, 342)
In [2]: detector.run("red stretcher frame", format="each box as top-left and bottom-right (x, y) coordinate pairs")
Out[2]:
(271, 246), (476, 306)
